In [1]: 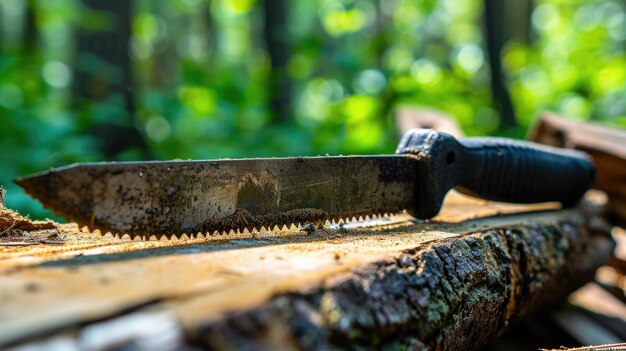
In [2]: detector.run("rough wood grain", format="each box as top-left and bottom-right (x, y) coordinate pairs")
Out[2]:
(0, 185), (58, 241)
(0, 192), (614, 350)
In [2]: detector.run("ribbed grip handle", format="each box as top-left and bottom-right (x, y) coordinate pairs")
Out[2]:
(456, 138), (595, 206)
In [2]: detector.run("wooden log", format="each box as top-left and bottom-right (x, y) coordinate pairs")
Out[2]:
(528, 113), (626, 226)
(0, 193), (614, 350)
(394, 107), (464, 138)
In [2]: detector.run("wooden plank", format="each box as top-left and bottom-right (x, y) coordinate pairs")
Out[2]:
(0, 192), (613, 350)
(552, 309), (623, 346)
(541, 344), (626, 351)
(566, 283), (626, 341)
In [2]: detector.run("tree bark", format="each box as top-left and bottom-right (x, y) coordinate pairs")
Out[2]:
(192, 204), (613, 349)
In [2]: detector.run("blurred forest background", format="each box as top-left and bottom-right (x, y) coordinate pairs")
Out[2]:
(1, 0), (626, 219)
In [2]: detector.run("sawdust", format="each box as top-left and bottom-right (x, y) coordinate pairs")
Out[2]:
(0, 186), (61, 245)
(302, 224), (351, 240)
(196, 208), (328, 234)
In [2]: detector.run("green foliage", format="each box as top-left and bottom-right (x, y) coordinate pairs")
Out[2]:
(504, 0), (626, 128)
(0, 0), (625, 218)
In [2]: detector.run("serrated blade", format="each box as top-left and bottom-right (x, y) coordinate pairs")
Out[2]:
(16, 156), (420, 236)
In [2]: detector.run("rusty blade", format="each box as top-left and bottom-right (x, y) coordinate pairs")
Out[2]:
(16, 156), (420, 236)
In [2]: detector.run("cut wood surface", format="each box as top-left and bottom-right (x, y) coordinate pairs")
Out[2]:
(0, 191), (614, 350)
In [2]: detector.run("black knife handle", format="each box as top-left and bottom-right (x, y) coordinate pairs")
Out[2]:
(396, 129), (595, 218)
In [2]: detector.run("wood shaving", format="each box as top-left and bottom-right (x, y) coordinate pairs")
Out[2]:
(0, 186), (60, 245)
(541, 343), (626, 351)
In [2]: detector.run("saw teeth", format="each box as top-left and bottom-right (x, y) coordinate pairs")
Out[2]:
(40, 208), (410, 240)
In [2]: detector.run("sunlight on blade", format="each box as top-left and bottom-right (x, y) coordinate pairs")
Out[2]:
(328, 211), (415, 229)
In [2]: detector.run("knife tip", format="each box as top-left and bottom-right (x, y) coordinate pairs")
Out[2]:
(14, 172), (50, 197)
(14, 177), (25, 186)
(14, 174), (33, 188)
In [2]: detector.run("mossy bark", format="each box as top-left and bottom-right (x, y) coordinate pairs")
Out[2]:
(191, 211), (613, 350)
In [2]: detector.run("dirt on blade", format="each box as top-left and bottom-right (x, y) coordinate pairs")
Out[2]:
(0, 186), (60, 245)
(16, 156), (420, 237)
(195, 208), (328, 234)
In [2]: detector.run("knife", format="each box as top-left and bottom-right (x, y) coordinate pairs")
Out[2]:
(16, 129), (595, 237)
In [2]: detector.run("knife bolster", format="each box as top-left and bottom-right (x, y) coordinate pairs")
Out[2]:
(396, 129), (460, 219)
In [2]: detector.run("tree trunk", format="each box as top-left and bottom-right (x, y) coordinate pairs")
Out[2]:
(74, 0), (146, 158)
(263, 0), (291, 124)
(506, 0), (534, 44)
(483, 0), (518, 128)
